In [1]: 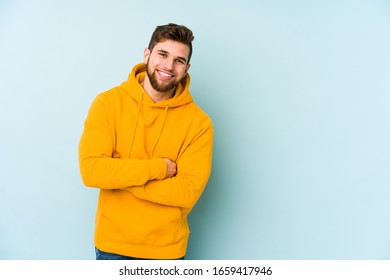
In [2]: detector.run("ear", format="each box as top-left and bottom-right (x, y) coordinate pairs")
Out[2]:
(144, 48), (151, 64)
(185, 63), (191, 74)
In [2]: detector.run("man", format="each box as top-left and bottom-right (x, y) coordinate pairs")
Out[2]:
(78, 23), (213, 260)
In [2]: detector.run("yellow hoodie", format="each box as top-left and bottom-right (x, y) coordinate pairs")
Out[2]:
(79, 63), (213, 259)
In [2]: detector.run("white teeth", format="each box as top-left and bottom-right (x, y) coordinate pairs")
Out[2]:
(158, 71), (172, 77)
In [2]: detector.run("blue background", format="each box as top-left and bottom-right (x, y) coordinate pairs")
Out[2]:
(1, 0), (390, 259)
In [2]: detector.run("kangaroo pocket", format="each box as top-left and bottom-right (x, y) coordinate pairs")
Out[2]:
(95, 189), (185, 246)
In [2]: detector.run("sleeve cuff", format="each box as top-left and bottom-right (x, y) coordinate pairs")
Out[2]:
(149, 158), (166, 180)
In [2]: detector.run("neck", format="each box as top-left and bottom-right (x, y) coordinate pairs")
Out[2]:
(142, 77), (175, 103)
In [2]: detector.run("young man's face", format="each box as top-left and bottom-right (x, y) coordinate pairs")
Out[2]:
(144, 40), (191, 93)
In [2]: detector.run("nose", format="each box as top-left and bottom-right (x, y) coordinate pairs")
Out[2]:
(162, 59), (175, 71)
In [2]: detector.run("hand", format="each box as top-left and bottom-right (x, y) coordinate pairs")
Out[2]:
(163, 158), (177, 178)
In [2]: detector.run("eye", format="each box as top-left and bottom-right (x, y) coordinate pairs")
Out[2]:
(159, 53), (167, 58)
(175, 59), (185, 64)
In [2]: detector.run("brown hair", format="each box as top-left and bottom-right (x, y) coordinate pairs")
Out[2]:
(148, 23), (194, 63)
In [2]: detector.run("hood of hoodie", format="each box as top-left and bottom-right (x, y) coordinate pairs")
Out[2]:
(122, 62), (193, 108)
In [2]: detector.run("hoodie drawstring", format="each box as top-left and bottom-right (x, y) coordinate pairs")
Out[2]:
(151, 105), (168, 157)
(127, 92), (143, 158)
(128, 96), (169, 158)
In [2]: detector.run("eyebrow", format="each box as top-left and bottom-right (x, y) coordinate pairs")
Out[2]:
(157, 49), (188, 64)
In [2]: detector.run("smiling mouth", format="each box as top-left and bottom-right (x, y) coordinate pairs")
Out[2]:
(157, 70), (175, 80)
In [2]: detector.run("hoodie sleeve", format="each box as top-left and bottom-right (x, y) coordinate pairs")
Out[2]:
(78, 95), (167, 189)
(128, 117), (213, 209)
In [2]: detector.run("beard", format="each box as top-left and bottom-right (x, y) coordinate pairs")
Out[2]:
(146, 60), (180, 93)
